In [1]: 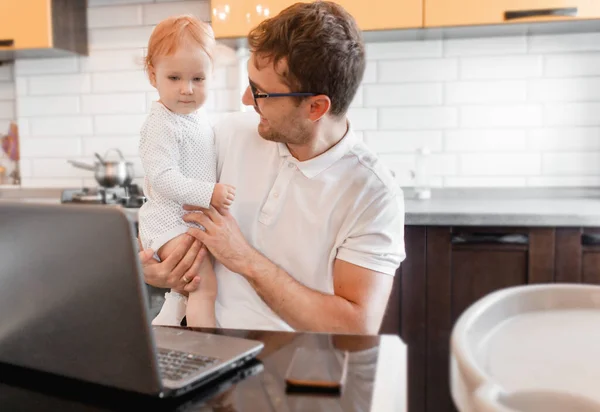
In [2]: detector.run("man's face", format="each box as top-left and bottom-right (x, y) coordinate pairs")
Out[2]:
(241, 55), (311, 145)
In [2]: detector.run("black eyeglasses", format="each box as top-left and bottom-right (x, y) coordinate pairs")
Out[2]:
(249, 80), (317, 107)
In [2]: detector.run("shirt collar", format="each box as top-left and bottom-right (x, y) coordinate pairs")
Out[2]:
(277, 121), (358, 179)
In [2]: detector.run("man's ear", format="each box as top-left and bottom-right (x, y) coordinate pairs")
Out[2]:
(308, 95), (331, 122)
(148, 65), (157, 88)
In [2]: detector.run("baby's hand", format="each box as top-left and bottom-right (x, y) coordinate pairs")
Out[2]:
(210, 183), (236, 210)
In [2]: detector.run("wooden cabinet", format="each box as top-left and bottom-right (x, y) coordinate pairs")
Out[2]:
(580, 229), (600, 285)
(423, 227), (554, 412)
(396, 225), (568, 412)
(425, 0), (600, 28)
(449, 229), (530, 320)
(0, 0), (52, 50)
(337, 0), (422, 31)
(375, 223), (600, 412)
(210, 0), (289, 39)
(210, 0), (422, 39)
(0, 0), (87, 60)
(211, 0), (600, 40)
(555, 228), (600, 285)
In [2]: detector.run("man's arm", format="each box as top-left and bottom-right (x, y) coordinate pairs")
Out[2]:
(245, 252), (393, 334)
(183, 205), (396, 334)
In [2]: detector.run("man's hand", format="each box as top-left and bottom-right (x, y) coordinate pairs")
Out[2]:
(182, 205), (256, 275)
(138, 234), (207, 293)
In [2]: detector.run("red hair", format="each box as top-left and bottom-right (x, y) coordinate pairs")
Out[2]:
(144, 14), (215, 74)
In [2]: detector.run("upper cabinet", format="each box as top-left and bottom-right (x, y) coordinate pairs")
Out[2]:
(425, 0), (600, 27)
(211, 0), (422, 39)
(0, 0), (88, 60)
(337, 0), (422, 31)
(211, 0), (287, 39)
(211, 0), (600, 40)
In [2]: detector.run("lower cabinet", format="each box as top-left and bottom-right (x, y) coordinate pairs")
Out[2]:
(556, 228), (600, 285)
(393, 225), (598, 412)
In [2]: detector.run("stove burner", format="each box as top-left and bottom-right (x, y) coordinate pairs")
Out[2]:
(61, 184), (146, 208)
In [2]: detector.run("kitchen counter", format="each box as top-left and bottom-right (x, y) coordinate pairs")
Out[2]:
(0, 187), (140, 221)
(405, 187), (600, 227)
(5, 187), (600, 227)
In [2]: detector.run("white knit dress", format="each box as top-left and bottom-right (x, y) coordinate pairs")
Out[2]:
(138, 101), (216, 253)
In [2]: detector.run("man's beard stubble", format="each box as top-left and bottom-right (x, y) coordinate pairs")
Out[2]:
(257, 117), (311, 146)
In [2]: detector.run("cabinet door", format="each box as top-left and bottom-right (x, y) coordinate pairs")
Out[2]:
(211, 0), (423, 39)
(425, 0), (600, 28)
(450, 237), (529, 321)
(555, 228), (600, 285)
(211, 0), (293, 39)
(581, 229), (600, 285)
(426, 227), (531, 412)
(0, 0), (52, 49)
(337, 0), (422, 31)
(380, 266), (401, 336)
(400, 226), (428, 412)
(555, 228), (583, 283)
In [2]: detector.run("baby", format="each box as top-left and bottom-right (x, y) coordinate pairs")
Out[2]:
(138, 15), (235, 327)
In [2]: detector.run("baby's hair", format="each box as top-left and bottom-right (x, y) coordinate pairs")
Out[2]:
(144, 14), (215, 76)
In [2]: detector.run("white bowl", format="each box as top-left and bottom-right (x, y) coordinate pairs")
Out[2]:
(451, 284), (600, 412)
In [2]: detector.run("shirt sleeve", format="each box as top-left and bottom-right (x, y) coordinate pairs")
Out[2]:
(139, 114), (215, 208)
(336, 189), (406, 276)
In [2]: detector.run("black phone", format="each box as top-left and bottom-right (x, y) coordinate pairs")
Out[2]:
(284, 347), (349, 394)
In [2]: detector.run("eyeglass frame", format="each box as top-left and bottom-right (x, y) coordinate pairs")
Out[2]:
(248, 80), (319, 107)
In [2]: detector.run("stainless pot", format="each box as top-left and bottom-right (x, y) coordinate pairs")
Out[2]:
(68, 148), (135, 188)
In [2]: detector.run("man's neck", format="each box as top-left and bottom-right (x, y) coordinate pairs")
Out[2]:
(287, 118), (349, 162)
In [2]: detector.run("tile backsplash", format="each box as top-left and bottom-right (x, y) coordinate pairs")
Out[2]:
(9, 0), (600, 189)
(0, 63), (16, 182)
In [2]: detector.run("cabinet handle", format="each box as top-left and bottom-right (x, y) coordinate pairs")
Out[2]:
(581, 233), (600, 246)
(0, 39), (14, 47)
(505, 7), (578, 21)
(451, 233), (529, 245)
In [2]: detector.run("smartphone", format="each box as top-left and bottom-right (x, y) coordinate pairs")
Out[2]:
(284, 347), (349, 394)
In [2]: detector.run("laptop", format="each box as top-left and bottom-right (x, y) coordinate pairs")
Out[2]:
(0, 202), (264, 398)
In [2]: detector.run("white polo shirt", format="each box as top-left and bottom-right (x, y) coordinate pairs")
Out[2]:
(213, 111), (405, 331)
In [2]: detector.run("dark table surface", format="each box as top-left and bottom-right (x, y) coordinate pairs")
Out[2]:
(0, 328), (406, 412)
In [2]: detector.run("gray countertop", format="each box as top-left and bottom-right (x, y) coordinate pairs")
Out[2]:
(0, 187), (140, 222)
(4, 187), (600, 227)
(405, 188), (600, 227)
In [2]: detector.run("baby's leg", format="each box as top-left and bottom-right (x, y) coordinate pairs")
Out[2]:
(151, 290), (187, 326)
(151, 234), (189, 327)
(185, 256), (217, 328)
(156, 234), (186, 264)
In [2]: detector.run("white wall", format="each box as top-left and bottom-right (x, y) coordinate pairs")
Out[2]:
(12, 0), (600, 189)
(0, 63), (16, 183)
(359, 33), (600, 188)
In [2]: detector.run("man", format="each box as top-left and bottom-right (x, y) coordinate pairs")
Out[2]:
(140, 1), (405, 334)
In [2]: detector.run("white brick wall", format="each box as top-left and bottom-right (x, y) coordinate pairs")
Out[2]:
(358, 32), (600, 188)
(0, 63), (16, 183)
(10, 0), (600, 189)
(15, 0), (241, 188)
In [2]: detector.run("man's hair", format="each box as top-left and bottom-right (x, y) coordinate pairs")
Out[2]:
(247, 1), (365, 117)
(144, 14), (215, 75)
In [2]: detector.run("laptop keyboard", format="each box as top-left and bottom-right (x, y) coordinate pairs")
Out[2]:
(157, 348), (219, 382)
